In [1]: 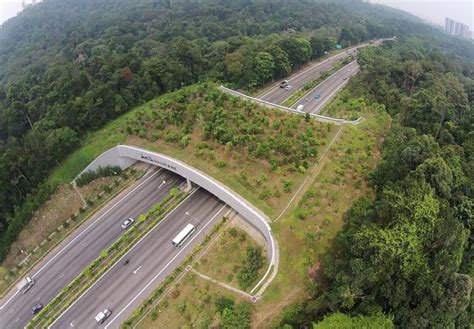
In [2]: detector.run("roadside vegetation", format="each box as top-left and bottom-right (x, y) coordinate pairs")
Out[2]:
(195, 225), (267, 292)
(0, 0), (428, 261)
(28, 187), (186, 328)
(278, 37), (474, 328)
(136, 223), (264, 329)
(251, 96), (390, 326)
(281, 56), (353, 107)
(0, 166), (144, 296)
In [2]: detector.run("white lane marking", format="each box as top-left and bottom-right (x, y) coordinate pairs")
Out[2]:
(14, 318), (19, 323)
(104, 204), (227, 329)
(8, 307), (14, 314)
(48, 188), (200, 329)
(133, 266), (142, 274)
(292, 60), (357, 109)
(259, 43), (367, 99)
(34, 296), (41, 302)
(69, 320), (75, 327)
(59, 272), (65, 279)
(311, 69), (356, 114)
(0, 169), (162, 310)
(158, 181), (166, 188)
(33, 170), (161, 279)
(0, 290), (19, 310)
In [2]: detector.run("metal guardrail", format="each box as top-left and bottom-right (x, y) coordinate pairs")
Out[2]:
(219, 85), (363, 125)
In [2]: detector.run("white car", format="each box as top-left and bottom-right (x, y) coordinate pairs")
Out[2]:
(285, 85), (292, 91)
(121, 218), (135, 229)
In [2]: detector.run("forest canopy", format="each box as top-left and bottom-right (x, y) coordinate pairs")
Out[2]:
(0, 0), (431, 260)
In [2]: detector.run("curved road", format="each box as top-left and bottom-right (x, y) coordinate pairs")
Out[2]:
(0, 168), (184, 328)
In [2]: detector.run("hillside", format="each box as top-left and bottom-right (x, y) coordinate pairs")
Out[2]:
(0, 0), (433, 261)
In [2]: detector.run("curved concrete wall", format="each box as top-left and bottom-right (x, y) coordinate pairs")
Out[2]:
(75, 145), (277, 295)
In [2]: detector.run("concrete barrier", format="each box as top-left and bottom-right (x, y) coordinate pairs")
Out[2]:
(74, 145), (277, 296)
(219, 84), (363, 125)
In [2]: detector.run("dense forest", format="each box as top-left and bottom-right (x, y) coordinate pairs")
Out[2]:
(0, 0), (427, 260)
(280, 37), (474, 328)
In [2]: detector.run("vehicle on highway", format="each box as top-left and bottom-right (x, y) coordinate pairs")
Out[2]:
(95, 309), (112, 324)
(172, 223), (195, 247)
(121, 217), (135, 229)
(31, 303), (43, 314)
(296, 104), (304, 111)
(314, 92), (321, 99)
(17, 276), (35, 294)
(284, 85), (292, 91)
(343, 77), (348, 80)
(279, 80), (289, 88)
(124, 258), (130, 266)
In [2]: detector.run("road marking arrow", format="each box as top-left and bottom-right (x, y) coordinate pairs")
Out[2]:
(133, 266), (142, 274)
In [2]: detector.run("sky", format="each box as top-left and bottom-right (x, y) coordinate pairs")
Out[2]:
(0, 0), (473, 30)
(369, 0), (474, 30)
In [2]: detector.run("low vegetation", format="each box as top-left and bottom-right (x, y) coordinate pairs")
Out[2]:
(0, 0), (429, 262)
(0, 167), (143, 296)
(195, 225), (267, 292)
(28, 188), (186, 328)
(279, 37), (473, 328)
(136, 224), (263, 329)
(75, 165), (122, 187)
(252, 94), (391, 326)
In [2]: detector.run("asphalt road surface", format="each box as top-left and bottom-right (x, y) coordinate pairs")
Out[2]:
(51, 188), (228, 329)
(0, 168), (184, 329)
(293, 60), (360, 114)
(258, 44), (365, 104)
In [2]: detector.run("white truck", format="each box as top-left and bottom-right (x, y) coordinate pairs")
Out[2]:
(16, 276), (35, 294)
(95, 309), (111, 324)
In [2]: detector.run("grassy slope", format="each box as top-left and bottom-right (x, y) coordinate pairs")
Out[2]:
(50, 83), (336, 218)
(251, 92), (391, 326)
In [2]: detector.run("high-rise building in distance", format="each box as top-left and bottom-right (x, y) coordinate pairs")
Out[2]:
(445, 17), (471, 39)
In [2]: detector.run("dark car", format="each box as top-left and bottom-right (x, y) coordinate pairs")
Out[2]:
(32, 303), (43, 314)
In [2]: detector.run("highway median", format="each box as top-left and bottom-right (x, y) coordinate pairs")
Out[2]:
(27, 187), (189, 328)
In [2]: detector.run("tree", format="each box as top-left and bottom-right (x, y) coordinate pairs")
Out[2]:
(254, 51), (275, 84)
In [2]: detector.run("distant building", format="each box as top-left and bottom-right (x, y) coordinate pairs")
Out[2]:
(445, 17), (471, 39)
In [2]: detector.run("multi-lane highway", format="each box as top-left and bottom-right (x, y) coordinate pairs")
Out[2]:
(292, 60), (360, 114)
(51, 189), (228, 329)
(258, 44), (364, 104)
(0, 168), (184, 328)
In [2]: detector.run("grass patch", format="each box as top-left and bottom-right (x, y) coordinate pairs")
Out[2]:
(194, 225), (267, 292)
(49, 83), (336, 218)
(250, 96), (391, 327)
(136, 273), (247, 329)
(0, 167), (144, 297)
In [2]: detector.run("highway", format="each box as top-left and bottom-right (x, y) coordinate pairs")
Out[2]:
(258, 44), (364, 104)
(0, 168), (184, 329)
(51, 188), (228, 329)
(292, 60), (360, 114)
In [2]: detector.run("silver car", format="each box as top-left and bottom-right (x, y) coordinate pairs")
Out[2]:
(121, 218), (135, 229)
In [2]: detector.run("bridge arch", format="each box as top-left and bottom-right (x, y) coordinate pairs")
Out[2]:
(74, 144), (278, 296)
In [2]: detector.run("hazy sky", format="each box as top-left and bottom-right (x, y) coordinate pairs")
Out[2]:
(0, 0), (24, 24)
(0, 0), (473, 29)
(370, 0), (474, 30)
